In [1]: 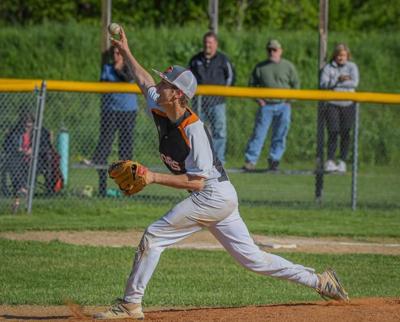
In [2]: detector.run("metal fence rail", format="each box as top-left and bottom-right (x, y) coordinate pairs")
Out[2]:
(0, 80), (399, 214)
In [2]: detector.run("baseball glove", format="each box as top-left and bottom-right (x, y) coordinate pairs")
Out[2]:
(108, 160), (148, 196)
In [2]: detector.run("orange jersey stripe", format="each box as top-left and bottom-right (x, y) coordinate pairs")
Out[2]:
(178, 109), (199, 148)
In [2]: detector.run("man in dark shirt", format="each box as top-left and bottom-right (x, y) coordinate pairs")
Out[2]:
(189, 31), (235, 165)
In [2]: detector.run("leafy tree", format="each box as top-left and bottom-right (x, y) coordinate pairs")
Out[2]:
(0, 0), (399, 31)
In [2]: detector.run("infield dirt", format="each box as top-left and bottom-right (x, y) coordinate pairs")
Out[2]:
(1, 229), (400, 254)
(0, 298), (399, 321)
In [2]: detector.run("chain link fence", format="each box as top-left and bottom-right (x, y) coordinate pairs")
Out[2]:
(0, 90), (40, 213)
(0, 84), (399, 214)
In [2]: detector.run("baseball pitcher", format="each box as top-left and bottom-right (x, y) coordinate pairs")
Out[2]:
(94, 27), (349, 320)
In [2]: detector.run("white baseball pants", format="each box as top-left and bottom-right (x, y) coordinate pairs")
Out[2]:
(124, 180), (319, 303)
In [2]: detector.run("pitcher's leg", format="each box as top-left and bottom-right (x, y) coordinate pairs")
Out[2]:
(124, 199), (202, 303)
(209, 210), (319, 289)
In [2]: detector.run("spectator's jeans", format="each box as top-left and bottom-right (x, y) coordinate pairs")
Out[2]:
(92, 110), (137, 196)
(200, 103), (227, 164)
(325, 103), (355, 161)
(245, 103), (291, 164)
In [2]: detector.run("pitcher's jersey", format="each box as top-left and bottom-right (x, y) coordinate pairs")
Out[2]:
(146, 87), (228, 181)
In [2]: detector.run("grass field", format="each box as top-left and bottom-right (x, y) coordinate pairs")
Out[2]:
(0, 164), (399, 309)
(0, 22), (399, 319)
(1, 165), (399, 237)
(3, 164), (399, 207)
(0, 239), (399, 306)
(0, 200), (399, 238)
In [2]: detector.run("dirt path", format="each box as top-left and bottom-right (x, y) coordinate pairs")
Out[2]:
(0, 298), (399, 321)
(1, 230), (400, 254)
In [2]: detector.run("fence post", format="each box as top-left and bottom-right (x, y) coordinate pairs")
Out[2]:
(101, 0), (112, 66)
(351, 103), (359, 210)
(208, 0), (219, 34)
(27, 81), (47, 214)
(315, 0), (329, 204)
(315, 104), (325, 204)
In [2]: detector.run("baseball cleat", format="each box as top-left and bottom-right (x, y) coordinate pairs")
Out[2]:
(93, 299), (144, 320)
(317, 268), (349, 301)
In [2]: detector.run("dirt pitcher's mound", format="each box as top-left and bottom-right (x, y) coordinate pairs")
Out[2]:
(1, 298), (399, 322)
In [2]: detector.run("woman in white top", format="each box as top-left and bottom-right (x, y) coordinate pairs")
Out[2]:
(320, 44), (359, 173)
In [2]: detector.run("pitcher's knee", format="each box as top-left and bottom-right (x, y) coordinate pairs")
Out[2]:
(141, 223), (172, 254)
(138, 225), (160, 252)
(136, 230), (151, 255)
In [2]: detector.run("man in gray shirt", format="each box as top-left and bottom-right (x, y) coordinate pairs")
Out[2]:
(243, 39), (299, 171)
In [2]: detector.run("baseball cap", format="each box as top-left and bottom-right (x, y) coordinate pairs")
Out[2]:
(266, 39), (282, 49)
(152, 65), (197, 99)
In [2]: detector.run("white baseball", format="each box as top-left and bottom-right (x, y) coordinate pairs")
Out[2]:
(108, 23), (121, 36)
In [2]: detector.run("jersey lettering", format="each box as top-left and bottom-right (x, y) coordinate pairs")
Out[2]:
(160, 153), (182, 172)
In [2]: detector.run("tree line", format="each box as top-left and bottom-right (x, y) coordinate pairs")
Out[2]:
(1, 0), (399, 31)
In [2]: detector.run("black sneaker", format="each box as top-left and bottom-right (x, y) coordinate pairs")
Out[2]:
(268, 158), (280, 171)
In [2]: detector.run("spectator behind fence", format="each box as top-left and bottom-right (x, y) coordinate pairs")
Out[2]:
(1, 111), (63, 198)
(85, 46), (138, 196)
(188, 31), (235, 164)
(243, 39), (299, 171)
(320, 43), (359, 173)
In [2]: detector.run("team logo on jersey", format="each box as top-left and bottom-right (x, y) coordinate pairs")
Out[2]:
(160, 153), (181, 171)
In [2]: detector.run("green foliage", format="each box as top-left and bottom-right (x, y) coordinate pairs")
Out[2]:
(0, 24), (399, 165)
(220, 0), (320, 31)
(0, 239), (399, 305)
(1, 0), (399, 31)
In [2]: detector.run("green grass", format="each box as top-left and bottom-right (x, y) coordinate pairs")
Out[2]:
(0, 239), (399, 306)
(65, 164), (400, 210)
(230, 167), (400, 209)
(1, 165), (398, 238)
(0, 197), (399, 238)
(2, 25), (400, 92)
